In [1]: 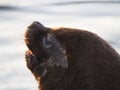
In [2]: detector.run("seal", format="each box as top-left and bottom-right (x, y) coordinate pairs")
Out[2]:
(24, 21), (120, 90)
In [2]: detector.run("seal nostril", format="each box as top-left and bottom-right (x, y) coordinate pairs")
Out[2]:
(27, 21), (44, 29)
(30, 21), (45, 30)
(33, 21), (41, 25)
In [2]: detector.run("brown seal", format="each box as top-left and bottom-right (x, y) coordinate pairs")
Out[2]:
(24, 21), (120, 90)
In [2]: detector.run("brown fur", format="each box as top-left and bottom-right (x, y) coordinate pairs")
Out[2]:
(25, 22), (120, 90)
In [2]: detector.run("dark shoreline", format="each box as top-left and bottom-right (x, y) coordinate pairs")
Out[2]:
(50, 1), (120, 5)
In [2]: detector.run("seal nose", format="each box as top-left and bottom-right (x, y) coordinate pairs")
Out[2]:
(27, 21), (49, 34)
(28, 21), (45, 29)
(33, 21), (44, 27)
(33, 21), (41, 25)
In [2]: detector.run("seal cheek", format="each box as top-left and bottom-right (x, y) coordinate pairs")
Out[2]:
(25, 50), (47, 77)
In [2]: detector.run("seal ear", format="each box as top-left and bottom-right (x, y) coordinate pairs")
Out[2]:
(42, 33), (68, 68)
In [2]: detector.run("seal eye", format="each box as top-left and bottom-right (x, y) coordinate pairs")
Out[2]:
(43, 36), (52, 48)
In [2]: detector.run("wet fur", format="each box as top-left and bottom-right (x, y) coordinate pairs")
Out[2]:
(25, 25), (120, 90)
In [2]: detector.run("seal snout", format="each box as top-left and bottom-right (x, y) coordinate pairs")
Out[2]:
(25, 21), (49, 41)
(28, 21), (45, 29)
(24, 21), (49, 56)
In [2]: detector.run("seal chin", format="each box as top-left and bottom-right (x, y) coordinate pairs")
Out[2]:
(25, 50), (37, 70)
(25, 50), (47, 77)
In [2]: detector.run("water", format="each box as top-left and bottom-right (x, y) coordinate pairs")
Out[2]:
(0, 0), (120, 90)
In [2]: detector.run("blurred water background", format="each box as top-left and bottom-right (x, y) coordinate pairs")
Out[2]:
(0, 0), (120, 90)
